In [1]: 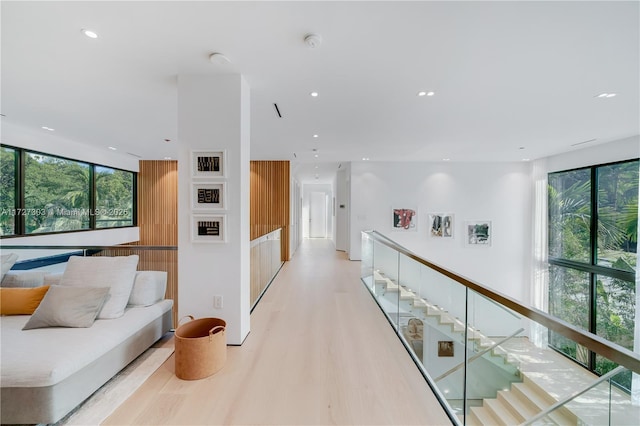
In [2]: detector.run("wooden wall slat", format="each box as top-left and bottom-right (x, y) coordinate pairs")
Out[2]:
(250, 161), (290, 260)
(137, 160), (178, 326)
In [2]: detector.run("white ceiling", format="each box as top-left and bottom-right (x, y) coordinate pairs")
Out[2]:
(2, 1), (639, 183)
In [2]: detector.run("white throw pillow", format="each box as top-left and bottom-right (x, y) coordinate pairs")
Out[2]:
(60, 255), (139, 319)
(1, 270), (46, 288)
(128, 271), (167, 306)
(1, 253), (19, 283)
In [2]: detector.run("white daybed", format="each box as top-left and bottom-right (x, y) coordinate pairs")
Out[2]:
(0, 255), (173, 425)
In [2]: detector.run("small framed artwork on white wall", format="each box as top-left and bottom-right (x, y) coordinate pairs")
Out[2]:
(429, 213), (454, 238)
(191, 182), (226, 210)
(191, 150), (226, 179)
(391, 207), (417, 231)
(465, 220), (491, 246)
(191, 214), (227, 243)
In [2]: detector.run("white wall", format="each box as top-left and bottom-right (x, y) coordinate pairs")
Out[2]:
(335, 168), (349, 252)
(289, 176), (301, 259)
(1, 121), (139, 172)
(544, 136), (638, 173)
(349, 161), (532, 302)
(177, 74), (250, 345)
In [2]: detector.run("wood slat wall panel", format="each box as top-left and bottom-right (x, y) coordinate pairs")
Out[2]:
(250, 161), (290, 260)
(137, 160), (179, 325)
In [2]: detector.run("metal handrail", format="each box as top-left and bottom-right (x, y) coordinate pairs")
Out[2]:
(434, 328), (525, 382)
(521, 365), (627, 425)
(363, 230), (640, 374)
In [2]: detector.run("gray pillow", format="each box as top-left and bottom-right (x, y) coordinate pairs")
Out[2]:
(22, 286), (109, 330)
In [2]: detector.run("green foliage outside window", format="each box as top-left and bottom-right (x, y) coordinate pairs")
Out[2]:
(24, 153), (91, 233)
(548, 159), (638, 391)
(95, 166), (134, 228)
(0, 145), (136, 236)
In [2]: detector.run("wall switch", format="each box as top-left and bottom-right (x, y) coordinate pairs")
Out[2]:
(213, 295), (223, 309)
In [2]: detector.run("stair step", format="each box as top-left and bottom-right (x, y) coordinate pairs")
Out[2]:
(512, 379), (574, 425)
(469, 406), (501, 426)
(485, 398), (521, 425)
(497, 389), (539, 422)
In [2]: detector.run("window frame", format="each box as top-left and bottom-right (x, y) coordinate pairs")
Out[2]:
(548, 157), (638, 378)
(0, 144), (137, 238)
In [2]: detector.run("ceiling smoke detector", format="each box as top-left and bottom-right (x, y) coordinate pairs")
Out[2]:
(304, 34), (322, 48)
(209, 52), (231, 65)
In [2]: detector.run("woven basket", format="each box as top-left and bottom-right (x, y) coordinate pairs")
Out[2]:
(174, 316), (227, 380)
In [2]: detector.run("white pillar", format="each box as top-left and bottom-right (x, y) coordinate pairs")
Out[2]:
(177, 75), (251, 344)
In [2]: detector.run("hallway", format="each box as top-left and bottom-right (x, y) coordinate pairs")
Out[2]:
(105, 239), (452, 425)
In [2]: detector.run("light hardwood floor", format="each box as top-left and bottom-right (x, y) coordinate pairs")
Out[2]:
(104, 239), (452, 425)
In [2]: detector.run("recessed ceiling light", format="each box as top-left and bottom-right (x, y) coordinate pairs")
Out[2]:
(108, 146), (117, 151)
(313, 134), (319, 138)
(310, 92), (319, 97)
(522, 158), (530, 162)
(41, 126), (55, 131)
(417, 91), (427, 97)
(164, 157), (172, 160)
(315, 166), (318, 169)
(362, 157), (370, 161)
(605, 93), (616, 98)
(81, 29), (98, 39)
(427, 91), (435, 96)
(596, 93), (617, 98)
(442, 158), (450, 161)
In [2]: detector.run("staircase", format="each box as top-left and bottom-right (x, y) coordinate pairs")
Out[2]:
(466, 375), (576, 425)
(373, 270), (521, 378)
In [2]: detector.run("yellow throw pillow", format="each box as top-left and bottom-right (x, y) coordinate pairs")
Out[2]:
(0, 286), (50, 315)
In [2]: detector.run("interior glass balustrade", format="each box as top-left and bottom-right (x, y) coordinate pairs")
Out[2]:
(361, 231), (640, 426)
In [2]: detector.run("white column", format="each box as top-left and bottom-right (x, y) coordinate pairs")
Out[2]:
(177, 75), (250, 344)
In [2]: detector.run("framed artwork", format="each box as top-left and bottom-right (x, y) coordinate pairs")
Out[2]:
(191, 214), (226, 243)
(465, 221), (491, 246)
(438, 341), (454, 357)
(429, 213), (454, 238)
(191, 150), (226, 178)
(191, 182), (226, 210)
(392, 208), (417, 231)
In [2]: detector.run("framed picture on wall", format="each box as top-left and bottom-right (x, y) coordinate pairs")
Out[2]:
(191, 182), (226, 210)
(392, 207), (417, 231)
(191, 214), (226, 243)
(191, 150), (226, 178)
(429, 213), (454, 238)
(465, 220), (491, 246)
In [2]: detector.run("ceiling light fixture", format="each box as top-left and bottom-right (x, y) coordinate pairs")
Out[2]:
(596, 93), (617, 98)
(209, 52), (231, 65)
(81, 29), (98, 39)
(443, 158), (450, 161)
(41, 126), (55, 131)
(164, 157), (172, 160)
(362, 157), (370, 161)
(108, 146), (117, 151)
(417, 91), (427, 97)
(314, 154), (319, 158)
(310, 91), (319, 97)
(427, 91), (435, 96)
(522, 158), (531, 162)
(313, 134), (319, 138)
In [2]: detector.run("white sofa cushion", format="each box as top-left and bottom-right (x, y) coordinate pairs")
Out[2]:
(1, 253), (19, 283)
(22, 286), (109, 330)
(128, 271), (167, 307)
(1, 270), (47, 288)
(60, 255), (138, 319)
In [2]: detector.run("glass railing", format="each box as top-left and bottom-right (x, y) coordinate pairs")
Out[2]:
(1, 244), (178, 325)
(361, 231), (640, 425)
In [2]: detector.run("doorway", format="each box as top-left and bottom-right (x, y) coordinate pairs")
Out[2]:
(309, 191), (327, 238)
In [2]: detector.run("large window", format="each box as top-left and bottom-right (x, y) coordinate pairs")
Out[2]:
(548, 159), (638, 389)
(0, 145), (136, 236)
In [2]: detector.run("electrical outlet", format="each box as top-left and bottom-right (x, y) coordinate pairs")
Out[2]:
(213, 295), (223, 309)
